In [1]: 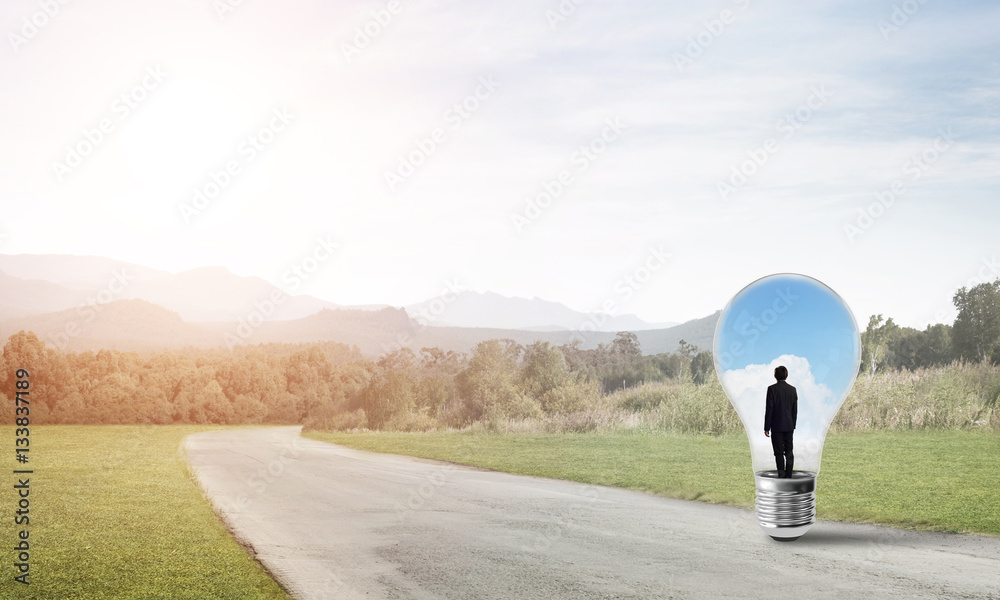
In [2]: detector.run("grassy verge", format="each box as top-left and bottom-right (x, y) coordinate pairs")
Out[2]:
(0, 425), (291, 600)
(305, 429), (1000, 536)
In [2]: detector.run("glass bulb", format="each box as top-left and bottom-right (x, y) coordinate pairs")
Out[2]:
(713, 273), (861, 541)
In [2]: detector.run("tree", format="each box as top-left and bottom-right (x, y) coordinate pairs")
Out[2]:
(677, 339), (698, 360)
(558, 340), (587, 373)
(520, 341), (569, 401)
(361, 370), (416, 429)
(917, 324), (953, 367)
(285, 346), (335, 423)
(418, 347), (466, 375)
(952, 280), (1000, 362)
(1, 331), (70, 423)
(886, 326), (922, 371)
(90, 370), (141, 424)
(456, 339), (539, 422)
(201, 380), (236, 424)
(886, 324), (955, 370)
(415, 375), (456, 418)
(172, 366), (235, 424)
(690, 351), (714, 385)
(611, 332), (642, 363)
(215, 354), (270, 424)
(649, 352), (684, 380)
(0, 336), (377, 426)
(377, 348), (416, 372)
(335, 360), (375, 413)
(861, 315), (898, 376)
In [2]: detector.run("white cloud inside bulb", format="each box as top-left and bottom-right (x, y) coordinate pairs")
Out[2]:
(720, 354), (835, 473)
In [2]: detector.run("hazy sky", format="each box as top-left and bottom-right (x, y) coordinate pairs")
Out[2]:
(1, 0), (997, 327)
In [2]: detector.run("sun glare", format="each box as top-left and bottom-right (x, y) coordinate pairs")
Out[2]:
(117, 62), (276, 189)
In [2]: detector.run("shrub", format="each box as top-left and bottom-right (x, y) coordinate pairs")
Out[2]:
(540, 381), (600, 414)
(324, 408), (367, 431)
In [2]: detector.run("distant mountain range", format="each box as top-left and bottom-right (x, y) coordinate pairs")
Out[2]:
(406, 290), (677, 332)
(0, 253), (719, 355)
(0, 254), (340, 322)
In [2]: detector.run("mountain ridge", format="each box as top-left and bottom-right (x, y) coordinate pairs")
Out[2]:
(0, 253), (685, 330)
(405, 290), (677, 332)
(0, 298), (718, 357)
(0, 253), (715, 355)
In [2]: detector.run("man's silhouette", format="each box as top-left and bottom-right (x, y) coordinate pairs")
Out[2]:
(764, 365), (797, 478)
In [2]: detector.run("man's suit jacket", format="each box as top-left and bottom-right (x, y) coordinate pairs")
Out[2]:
(764, 380), (797, 432)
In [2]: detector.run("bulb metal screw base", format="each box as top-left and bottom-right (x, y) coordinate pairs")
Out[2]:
(754, 470), (816, 541)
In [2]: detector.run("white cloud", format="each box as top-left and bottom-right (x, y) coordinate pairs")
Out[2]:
(720, 354), (837, 473)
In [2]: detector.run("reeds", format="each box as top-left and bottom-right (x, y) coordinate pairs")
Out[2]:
(319, 361), (1000, 434)
(467, 362), (1000, 434)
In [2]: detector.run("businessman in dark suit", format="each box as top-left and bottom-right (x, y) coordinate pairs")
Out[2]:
(764, 365), (797, 478)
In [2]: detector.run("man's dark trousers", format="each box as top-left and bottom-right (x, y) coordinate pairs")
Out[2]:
(765, 379), (798, 478)
(771, 432), (793, 477)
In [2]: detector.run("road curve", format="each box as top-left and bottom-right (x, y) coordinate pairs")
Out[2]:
(183, 427), (1000, 600)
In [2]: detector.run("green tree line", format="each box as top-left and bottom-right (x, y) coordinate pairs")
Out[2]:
(3, 277), (998, 429)
(0, 332), (370, 425)
(861, 279), (1000, 374)
(0, 329), (707, 428)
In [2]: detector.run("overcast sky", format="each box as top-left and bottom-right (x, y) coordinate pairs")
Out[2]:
(1, 0), (997, 327)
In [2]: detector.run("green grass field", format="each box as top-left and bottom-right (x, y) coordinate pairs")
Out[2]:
(305, 429), (1000, 536)
(0, 425), (290, 600)
(0, 426), (994, 600)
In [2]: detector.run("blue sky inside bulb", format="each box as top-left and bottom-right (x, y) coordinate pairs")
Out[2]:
(714, 274), (861, 474)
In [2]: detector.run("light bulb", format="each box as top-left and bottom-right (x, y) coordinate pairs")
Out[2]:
(713, 273), (861, 541)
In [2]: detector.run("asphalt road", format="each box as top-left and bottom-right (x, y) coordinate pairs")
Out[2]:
(183, 427), (1000, 600)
